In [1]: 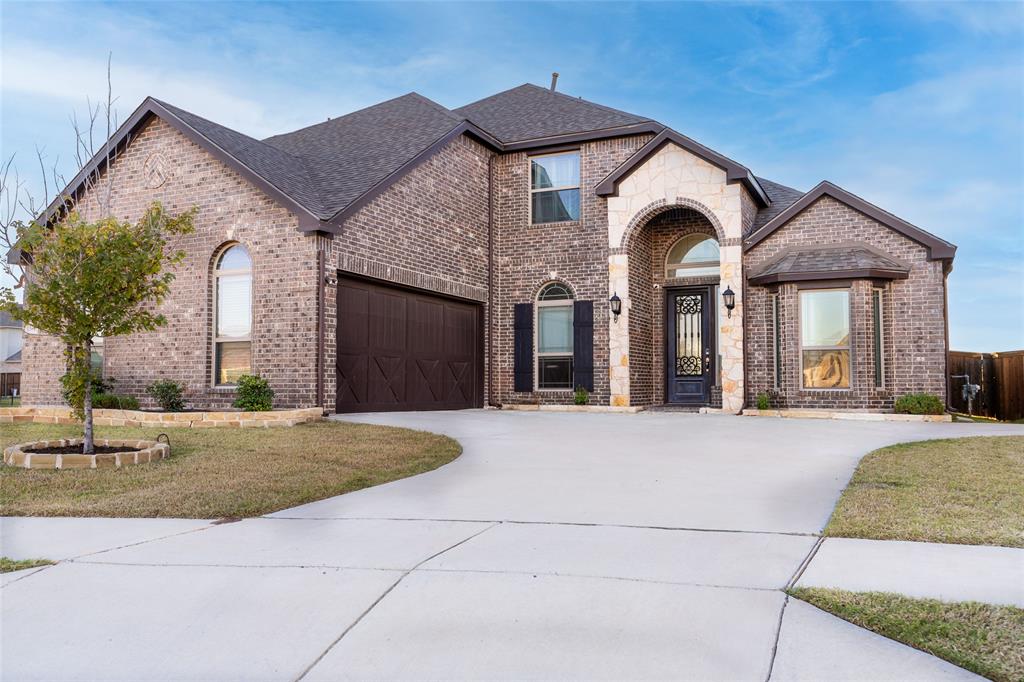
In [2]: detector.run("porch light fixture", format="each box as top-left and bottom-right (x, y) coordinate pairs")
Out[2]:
(722, 286), (736, 317)
(609, 292), (622, 321)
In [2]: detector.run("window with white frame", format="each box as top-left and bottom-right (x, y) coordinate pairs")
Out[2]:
(800, 289), (850, 389)
(536, 282), (574, 389)
(665, 234), (720, 278)
(213, 244), (252, 386)
(530, 152), (580, 224)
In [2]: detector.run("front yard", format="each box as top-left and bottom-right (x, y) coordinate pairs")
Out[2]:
(1, 421), (460, 518)
(825, 436), (1024, 548)
(790, 588), (1024, 682)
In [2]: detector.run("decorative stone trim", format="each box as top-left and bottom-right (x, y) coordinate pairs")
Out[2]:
(0, 406), (324, 429)
(4, 439), (171, 469)
(741, 408), (952, 422)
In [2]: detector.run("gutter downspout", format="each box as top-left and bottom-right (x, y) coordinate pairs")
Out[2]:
(316, 239), (326, 411)
(487, 153), (495, 407)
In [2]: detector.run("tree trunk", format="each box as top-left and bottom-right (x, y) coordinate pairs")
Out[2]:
(83, 339), (94, 455)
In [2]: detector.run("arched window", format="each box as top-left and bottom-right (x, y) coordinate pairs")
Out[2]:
(536, 282), (574, 389)
(213, 244), (252, 385)
(666, 234), (720, 278)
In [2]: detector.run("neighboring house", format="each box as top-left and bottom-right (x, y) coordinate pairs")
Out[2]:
(18, 82), (955, 413)
(1, 308), (23, 397)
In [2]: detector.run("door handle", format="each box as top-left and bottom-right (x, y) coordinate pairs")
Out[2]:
(704, 348), (711, 372)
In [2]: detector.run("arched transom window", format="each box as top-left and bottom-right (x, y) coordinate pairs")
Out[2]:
(213, 244), (252, 385)
(666, 234), (720, 278)
(536, 282), (574, 389)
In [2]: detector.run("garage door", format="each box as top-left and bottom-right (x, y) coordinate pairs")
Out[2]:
(335, 277), (482, 413)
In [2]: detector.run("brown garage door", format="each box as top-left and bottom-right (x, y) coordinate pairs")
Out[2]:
(335, 277), (482, 413)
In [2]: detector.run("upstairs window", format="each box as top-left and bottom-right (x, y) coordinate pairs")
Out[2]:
(666, 234), (720, 278)
(530, 152), (580, 224)
(800, 289), (850, 389)
(213, 244), (252, 386)
(536, 282), (575, 389)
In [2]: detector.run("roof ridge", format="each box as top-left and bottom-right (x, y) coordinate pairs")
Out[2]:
(526, 82), (654, 123)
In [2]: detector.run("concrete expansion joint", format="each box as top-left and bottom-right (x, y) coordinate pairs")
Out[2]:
(66, 523), (218, 562)
(785, 535), (826, 591)
(293, 521), (500, 682)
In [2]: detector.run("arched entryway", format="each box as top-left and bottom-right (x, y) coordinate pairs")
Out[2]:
(622, 206), (724, 407)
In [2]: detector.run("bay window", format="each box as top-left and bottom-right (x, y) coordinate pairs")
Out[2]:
(800, 289), (850, 389)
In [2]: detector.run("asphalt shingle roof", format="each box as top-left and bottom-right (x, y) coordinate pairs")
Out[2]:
(263, 93), (466, 219)
(455, 84), (653, 143)
(752, 245), (909, 280)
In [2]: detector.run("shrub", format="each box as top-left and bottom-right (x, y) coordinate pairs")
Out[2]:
(574, 385), (589, 406)
(756, 393), (771, 410)
(146, 379), (186, 412)
(894, 393), (945, 415)
(92, 393), (141, 410)
(232, 374), (274, 412)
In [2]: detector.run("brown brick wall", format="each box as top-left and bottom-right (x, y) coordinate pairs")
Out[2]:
(492, 134), (653, 405)
(321, 134), (494, 410)
(627, 208), (722, 407)
(744, 195), (948, 409)
(21, 117), (319, 408)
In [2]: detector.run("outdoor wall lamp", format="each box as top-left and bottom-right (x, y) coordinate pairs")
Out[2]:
(722, 286), (736, 318)
(609, 292), (622, 322)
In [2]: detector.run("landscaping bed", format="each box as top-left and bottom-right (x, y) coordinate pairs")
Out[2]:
(0, 406), (323, 428)
(789, 587), (1024, 682)
(825, 436), (1024, 548)
(1, 421), (460, 518)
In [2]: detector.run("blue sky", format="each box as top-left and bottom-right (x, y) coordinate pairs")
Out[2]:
(2, 1), (1021, 350)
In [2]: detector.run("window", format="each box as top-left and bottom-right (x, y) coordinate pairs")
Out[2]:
(873, 288), (885, 388)
(530, 152), (580, 224)
(536, 282), (574, 389)
(213, 244), (252, 386)
(771, 294), (781, 389)
(90, 336), (104, 377)
(665, 234), (720, 278)
(800, 289), (850, 389)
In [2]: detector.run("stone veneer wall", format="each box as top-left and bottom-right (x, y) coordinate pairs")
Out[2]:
(492, 134), (653, 406)
(606, 142), (754, 411)
(21, 117), (319, 409)
(320, 134), (494, 410)
(743, 195), (948, 408)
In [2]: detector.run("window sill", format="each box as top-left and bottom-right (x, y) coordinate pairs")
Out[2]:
(529, 220), (580, 228)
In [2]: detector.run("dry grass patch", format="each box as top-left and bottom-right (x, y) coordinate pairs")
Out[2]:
(0, 557), (54, 573)
(825, 436), (1024, 547)
(789, 588), (1024, 682)
(1, 421), (460, 518)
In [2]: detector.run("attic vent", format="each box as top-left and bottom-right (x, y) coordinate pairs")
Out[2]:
(550, 72), (559, 92)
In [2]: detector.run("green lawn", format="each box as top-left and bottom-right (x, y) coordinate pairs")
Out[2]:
(1, 421), (460, 518)
(790, 588), (1024, 682)
(0, 557), (54, 573)
(825, 436), (1024, 547)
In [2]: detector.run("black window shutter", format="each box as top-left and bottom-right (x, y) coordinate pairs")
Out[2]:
(573, 300), (594, 392)
(513, 303), (534, 392)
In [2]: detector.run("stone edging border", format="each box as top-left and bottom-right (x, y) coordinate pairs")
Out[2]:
(741, 408), (952, 422)
(4, 438), (170, 469)
(0, 406), (325, 428)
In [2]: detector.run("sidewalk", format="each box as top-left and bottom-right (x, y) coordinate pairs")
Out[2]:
(795, 537), (1024, 607)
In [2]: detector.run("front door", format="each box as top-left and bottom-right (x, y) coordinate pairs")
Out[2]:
(665, 287), (714, 405)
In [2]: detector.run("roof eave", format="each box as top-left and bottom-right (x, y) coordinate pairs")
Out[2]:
(594, 128), (769, 207)
(748, 267), (910, 286)
(744, 181), (957, 261)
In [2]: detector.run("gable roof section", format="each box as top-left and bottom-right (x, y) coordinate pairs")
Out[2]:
(748, 242), (910, 285)
(455, 83), (661, 148)
(744, 181), (956, 260)
(594, 128), (769, 207)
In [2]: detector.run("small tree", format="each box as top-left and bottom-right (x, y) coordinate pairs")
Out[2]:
(0, 203), (194, 453)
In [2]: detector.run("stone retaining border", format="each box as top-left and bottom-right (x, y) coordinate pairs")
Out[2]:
(4, 438), (170, 469)
(741, 408), (952, 422)
(0, 406), (324, 428)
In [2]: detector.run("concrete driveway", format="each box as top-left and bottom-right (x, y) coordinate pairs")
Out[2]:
(3, 411), (1021, 681)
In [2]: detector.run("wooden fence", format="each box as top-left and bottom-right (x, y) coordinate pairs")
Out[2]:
(948, 350), (1024, 421)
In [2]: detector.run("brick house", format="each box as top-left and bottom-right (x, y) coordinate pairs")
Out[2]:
(18, 83), (956, 413)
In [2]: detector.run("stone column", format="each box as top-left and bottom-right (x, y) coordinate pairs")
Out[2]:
(718, 245), (744, 413)
(608, 253), (630, 407)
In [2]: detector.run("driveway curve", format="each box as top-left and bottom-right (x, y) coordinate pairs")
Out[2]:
(3, 411), (1020, 681)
